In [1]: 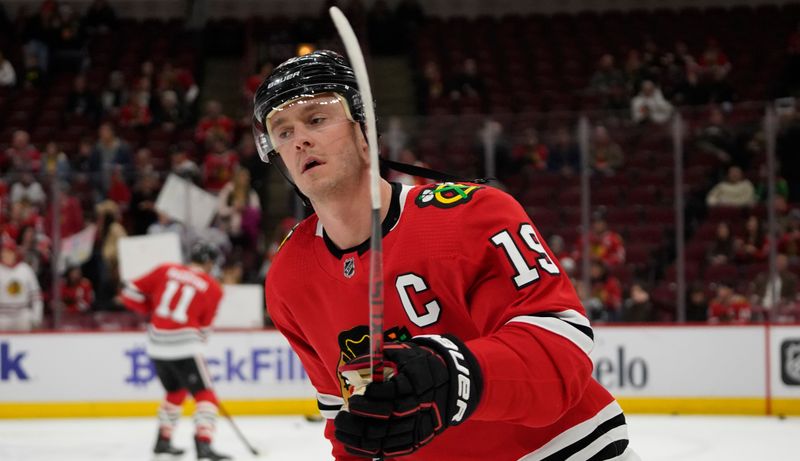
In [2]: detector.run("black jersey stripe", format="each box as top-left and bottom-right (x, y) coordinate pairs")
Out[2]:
(587, 440), (630, 461)
(531, 312), (595, 340)
(540, 413), (627, 461)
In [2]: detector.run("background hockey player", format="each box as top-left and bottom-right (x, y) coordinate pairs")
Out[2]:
(255, 50), (639, 460)
(120, 242), (231, 461)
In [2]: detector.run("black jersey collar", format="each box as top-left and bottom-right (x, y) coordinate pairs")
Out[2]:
(322, 182), (402, 259)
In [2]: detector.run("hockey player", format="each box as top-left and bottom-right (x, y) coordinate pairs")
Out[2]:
(120, 242), (231, 461)
(0, 236), (42, 331)
(254, 50), (639, 460)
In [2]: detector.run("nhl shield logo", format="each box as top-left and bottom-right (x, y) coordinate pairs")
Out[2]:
(343, 257), (356, 278)
(781, 339), (800, 385)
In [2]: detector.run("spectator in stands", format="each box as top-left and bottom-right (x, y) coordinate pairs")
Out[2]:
(9, 170), (46, 208)
(59, 265), (94, 314)
(41, 141), (71, 185)
(16, 226), (49, 297)
(195, 100), (235, 145)
(778, 208), (800, 263)
(623, 49), (645, 96)
(698, 38), (731, 82)
(130, 171), (161, 235)
(447, 57), (486, 109)
(695, 106), (739, 166)
(751, 253), (798, 311)
(574, 211), (626, 268)
(118, 90), (153, 128)
(156, 62), (199, 109)
(84, 0), (117, 34)
(202, 137), (239, 193)
(238, 134), (266, 200)
(153, 90), (187, 132)
(5, 130), (41, 174)
(0, 50), (16, 87)
(706, 165), (756, 207)
(590, 125), (624, 175)
(708, 280), (751, 323)
(92, 200), (127, 310)
(416, 60), (445, 113)
(589, 53), (626, 110)
(66, 74), (100, 123)
(754, 162), (790, 203)
(106, 165), (131, 211)
(216, 168), (261, 251)
(21, 0), (60, 73)
(686, 283), (709, 322)
(621, 282), (655, 322)
(585, 260), (623, 322)
(170, 148), (201, 184)
(244, 62), (273, 104)
(734, 215), (768, 263)
(90, 122), (133, 198)
(21, 51), (45, 89)
(514, 128), (549, 171)
(547, 126), (580, 176)
(0, 237), (43, 331)
(2, 199), (39, 242)
(631, 80), (673, 125)
(549, 234), (576, 278)
(707, 221), (735, 266)
(100, 70), (128, 117)
(44, 186), (84, 239)
(52, 3), (88, 72)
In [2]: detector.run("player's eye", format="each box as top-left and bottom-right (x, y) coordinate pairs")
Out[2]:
(276, 127), (293, 140)
(309, 114), (327, 125)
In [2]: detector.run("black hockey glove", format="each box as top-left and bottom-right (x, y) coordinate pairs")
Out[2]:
(334, 334), (483, 458)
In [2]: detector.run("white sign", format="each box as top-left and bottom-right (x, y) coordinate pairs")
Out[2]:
(0, 331), (314, 402)
(591, 326), (766, 397)
(57, 224), (96, 273)
(768, 326), (800, 399)
(155, 174), (218, 230)
(215, 284), (265, 329)
(117, 233), (183, 281)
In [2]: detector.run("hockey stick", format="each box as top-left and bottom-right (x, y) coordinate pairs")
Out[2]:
(329, 6), (385, 384)
(218, 401), (259, 456)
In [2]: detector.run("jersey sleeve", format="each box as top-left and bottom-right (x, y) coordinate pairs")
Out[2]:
(120, 265), (164, 314)
(453, 187), (595, 428)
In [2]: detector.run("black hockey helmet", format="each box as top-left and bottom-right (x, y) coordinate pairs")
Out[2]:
(252, 50), (366, 163)
(189, 241), (221, 266)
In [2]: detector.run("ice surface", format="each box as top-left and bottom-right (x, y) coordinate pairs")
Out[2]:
(0, 414), (797, 460)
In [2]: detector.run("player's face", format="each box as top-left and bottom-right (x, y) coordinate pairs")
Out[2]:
(267, 94), (368, 200)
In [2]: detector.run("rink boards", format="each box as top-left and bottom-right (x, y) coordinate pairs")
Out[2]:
(1, 325), (799, 418)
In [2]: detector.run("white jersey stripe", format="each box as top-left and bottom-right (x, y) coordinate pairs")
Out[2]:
(507, 312), (594, 355)
(317, 392), (344, 419)
(517, 401), (625, 461)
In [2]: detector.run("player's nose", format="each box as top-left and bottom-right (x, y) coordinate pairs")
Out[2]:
(292, 123), (314, 151)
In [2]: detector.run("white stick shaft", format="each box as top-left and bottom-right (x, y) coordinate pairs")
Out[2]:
(329, 6), (381, 211)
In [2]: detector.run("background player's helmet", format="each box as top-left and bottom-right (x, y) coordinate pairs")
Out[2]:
(189, 241), (221, 266)
(252, 50), (366, 163)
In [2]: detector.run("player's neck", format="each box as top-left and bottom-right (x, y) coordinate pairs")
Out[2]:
(315, 179), (392, 250)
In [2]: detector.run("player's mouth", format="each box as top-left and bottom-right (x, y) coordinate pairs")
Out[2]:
(302, 157), (324, 173)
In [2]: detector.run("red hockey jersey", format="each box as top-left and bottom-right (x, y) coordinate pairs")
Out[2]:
(121, 263), (223, 360)
(266, 183), (636, 460)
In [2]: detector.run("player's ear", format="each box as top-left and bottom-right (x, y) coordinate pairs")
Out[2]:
(355, 124), (370, 161)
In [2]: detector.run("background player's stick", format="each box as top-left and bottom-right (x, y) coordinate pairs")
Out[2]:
(218, 401), (260, 456)
(329, 6), (385, 384)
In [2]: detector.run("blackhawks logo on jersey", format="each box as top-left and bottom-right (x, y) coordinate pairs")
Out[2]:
(336, 325), (411, 401)
(6, 280), (21, 295)
(415, 182), (482, 209)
